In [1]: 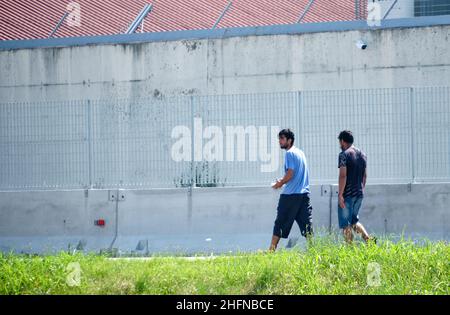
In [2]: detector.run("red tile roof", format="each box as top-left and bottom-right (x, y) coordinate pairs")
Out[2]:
(0, 0), (367, 41)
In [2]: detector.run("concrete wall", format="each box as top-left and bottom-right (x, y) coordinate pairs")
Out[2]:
(1, 23), (450, 102)
(0, 184), (448, 255)
(1, 19), (449, 255)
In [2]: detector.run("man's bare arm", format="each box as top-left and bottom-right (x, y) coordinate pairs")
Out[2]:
(338, 166), (347, 208)
(338, 166), (347, 195)
(272, 169), (294, 189)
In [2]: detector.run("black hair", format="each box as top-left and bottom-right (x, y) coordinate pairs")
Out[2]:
(278, 128), (295, 145)
(338, 130), (354, 144)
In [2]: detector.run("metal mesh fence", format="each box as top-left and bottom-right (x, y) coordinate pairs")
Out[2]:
(414, 0), (450, 17)
(301, 0), (450, 23)
(0, 87), (449, 190)
(357, 0), (450, 21)
(89, 97), (192, 189)
(414, 86), (450, 182)
(193, 92), (300, 186)
(301, 88), (413, 184)
(0, 100), (89, 190)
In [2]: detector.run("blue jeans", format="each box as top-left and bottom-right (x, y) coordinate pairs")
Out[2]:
(338, 196), (363, 229)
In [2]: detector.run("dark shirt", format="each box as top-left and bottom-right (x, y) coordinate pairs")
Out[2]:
(338, 146), (367, 198)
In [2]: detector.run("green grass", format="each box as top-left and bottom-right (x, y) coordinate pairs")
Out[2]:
(0, 236), (448, 295)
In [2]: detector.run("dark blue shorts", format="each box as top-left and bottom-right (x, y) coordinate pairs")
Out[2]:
(338, 196), (363, 229)
(273, 193), (313, 239)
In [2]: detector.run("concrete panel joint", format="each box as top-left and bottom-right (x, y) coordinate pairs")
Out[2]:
(320, 185), (330, 196)
(109, 190), (125, 201)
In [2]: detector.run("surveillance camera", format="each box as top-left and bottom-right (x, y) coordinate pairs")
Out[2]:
(356, 39), (367, 50)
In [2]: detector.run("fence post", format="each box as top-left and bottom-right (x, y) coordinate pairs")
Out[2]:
(190, 95), (196, 188)
(355, 0), (360, 20)
(297, 91), (303, 150)
(188, 95), (195, 222)
(409, 87), (416, 183)
(87, 99), (93, 189)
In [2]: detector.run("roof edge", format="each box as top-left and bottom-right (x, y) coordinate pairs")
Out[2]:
(1, 15), (450, 51)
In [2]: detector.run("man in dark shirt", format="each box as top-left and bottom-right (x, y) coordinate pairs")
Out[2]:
(337, 130), (375, 244)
